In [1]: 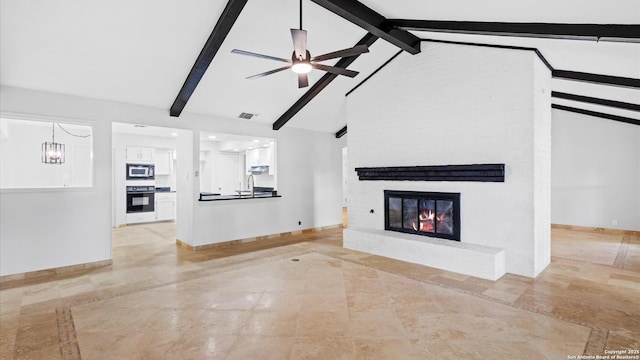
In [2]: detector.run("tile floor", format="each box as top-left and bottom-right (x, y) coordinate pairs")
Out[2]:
(1, 222), (639, 359)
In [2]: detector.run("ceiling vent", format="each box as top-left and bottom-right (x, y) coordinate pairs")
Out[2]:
(133, 124), (147, 128)
(238, 112), (255, 120)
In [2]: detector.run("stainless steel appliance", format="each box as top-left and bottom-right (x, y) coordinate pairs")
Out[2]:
(126, 186), (155, 213)
(126, 163), (155, 180)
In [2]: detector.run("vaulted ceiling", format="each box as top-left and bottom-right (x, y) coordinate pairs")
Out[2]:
(1, 0), (638, 133)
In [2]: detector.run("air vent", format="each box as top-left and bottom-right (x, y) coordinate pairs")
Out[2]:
(238, 112), (254, 120)
(133, 124), (147, 128)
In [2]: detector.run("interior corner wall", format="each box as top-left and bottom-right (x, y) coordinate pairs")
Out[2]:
(532, 57), (552, 275)
(346, 42), (551, 278)
(551, 110), (640, 231)
(175, 129), (196, 246)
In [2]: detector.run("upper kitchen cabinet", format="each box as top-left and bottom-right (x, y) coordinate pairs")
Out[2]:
(246, 143), (275, 175)
(126, 146), (155, 163)
(155, 149), (173, 175)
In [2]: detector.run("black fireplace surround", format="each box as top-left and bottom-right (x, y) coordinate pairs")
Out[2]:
(384, 190), (461, 241)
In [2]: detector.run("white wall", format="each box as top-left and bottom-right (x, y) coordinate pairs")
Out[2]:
(0, 92), (111, 276)
(199, 140), (220, 193)
(532, 57), (552, 275)
(175, 129), (195, 246)
(346, 42), (551, 278)
(0, 85), (345, 275)
(551, 110), (640, 231)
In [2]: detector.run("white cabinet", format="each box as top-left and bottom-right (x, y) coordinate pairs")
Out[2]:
(155, 149), (173, 175)
(245, 149), (259, 170)
(246, 145), (275, 175)
(155, 192), (176, 221)
(126, 212), (156, 224)
(126, 147), (155, 163)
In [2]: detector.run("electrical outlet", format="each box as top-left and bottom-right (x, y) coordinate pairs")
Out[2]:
(612, 219), (618, 226)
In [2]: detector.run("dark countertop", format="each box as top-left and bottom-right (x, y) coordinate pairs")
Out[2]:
(198, 193), (281, 201)
(155, 187), (176, 193)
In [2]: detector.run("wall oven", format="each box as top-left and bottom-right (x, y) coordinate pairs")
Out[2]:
(126, 163), (155, 180)
(126, 186), (155, 213)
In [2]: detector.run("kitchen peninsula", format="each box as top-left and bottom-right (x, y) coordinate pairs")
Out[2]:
(199, 186), (280, 201)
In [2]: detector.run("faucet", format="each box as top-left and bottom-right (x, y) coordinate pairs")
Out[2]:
(247, 174), (254, 197)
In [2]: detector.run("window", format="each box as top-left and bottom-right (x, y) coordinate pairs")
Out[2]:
(0, 117), (93, 189)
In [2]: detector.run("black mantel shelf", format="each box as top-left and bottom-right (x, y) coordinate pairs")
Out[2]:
(354, 164), (505, 182)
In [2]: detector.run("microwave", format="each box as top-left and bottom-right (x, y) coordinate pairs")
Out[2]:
(126, 163), (155, 180)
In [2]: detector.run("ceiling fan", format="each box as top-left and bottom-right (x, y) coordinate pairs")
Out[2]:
(231, 0), (369, 88)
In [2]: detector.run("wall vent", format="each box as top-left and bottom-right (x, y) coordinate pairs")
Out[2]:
(238, 112), (255, 120)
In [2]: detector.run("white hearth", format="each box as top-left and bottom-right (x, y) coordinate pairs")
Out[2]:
(344, 228), (506, 280)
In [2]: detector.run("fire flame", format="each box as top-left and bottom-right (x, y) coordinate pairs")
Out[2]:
(417, 209), (449, 233)
(417, 209), (435, 232)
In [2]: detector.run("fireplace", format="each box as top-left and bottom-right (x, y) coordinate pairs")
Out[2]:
(384, 190), (460, 241)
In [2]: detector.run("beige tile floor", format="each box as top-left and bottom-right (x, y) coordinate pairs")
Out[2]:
(1, 222), (639, 359)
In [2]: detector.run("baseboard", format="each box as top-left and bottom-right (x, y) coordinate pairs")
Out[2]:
(551, 223), (640, 235)
(176, 224), (342, 251)
(0, 259), (113, 286)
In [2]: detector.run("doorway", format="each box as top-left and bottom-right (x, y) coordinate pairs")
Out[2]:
(111, 122), (184, 247)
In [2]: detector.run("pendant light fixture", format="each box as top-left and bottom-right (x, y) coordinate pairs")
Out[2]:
(42, 122), (65, 164)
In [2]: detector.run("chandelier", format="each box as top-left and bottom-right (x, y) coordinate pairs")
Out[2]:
(41, 122), (65, 164)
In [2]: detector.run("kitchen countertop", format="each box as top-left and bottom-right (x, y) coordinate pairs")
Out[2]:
(155, 187), (176, 193)
(198, 193), (281, 201)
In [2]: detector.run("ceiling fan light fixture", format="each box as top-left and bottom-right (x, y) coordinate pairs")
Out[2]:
(230, 0), (368, 87)
(291, 62), (312, 74)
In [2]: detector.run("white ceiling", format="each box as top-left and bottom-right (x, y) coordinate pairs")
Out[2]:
(1, 0), (638, 133)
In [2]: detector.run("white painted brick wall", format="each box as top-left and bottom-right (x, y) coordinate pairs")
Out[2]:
(533, 58), (552, 275)
(346, 42), (551, 278)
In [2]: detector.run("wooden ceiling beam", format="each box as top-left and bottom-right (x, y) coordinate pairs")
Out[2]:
(335, 126), (347, 138)
(552, 104), (640, 126)
(552, 70), (640, 89)
(385, 20), (640, 43)
(552, 92), (640, 112)
(169, 0), (248, 117)
(309, 0), (420, 54)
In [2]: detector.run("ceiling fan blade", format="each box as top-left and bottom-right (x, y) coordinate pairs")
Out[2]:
(312, 64), (359, 78)
(231, 49), (290, 63)
(311, 45), (369, 62)
(246, 65), (292, 79)
(290, 29), (308, 60)
(298, 73), (309, 88)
